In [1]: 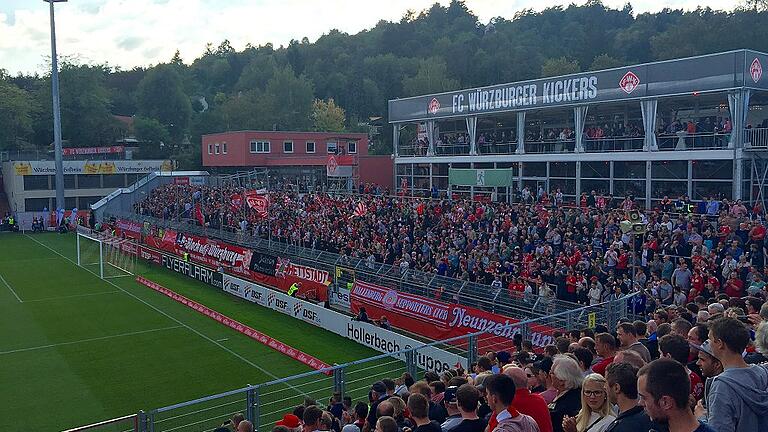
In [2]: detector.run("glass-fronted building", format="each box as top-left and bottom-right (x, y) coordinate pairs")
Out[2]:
(389, 49), (768, 208)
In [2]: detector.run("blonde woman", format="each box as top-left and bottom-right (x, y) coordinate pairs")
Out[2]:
(561, 373), (616, 432)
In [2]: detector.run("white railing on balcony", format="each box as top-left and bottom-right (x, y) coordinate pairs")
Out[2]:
(745, 128), (768, 149)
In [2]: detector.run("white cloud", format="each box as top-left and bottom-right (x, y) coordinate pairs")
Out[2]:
(0, 0), (739, 75)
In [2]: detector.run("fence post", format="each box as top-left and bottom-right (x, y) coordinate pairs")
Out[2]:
(566, 310), (573, 331)
(467, 335), (477, 369)
(137, 410), (147, 432)
(253, 386), (261, 432)
(149, 411), (156, 432)
(333, 366), (346, 397)
(405, 349), (418, 379)
(246, 385), (256, 424)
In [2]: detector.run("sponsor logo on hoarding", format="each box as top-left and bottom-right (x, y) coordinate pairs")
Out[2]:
(619, 71), (640, 94)
(751, 58), (763, 83)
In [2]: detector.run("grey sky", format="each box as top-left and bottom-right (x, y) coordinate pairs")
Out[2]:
(0, 0), (739, 75)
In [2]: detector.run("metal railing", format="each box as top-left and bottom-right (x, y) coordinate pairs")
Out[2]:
(62, 414), (138, 432)
(524, 139), (576, 153)
(745, 127), (768, 149)
(656, 131), (730, 151)
(583, 136), (645, 152)
(92, 293), (630, 432)
(107, 211), (608, 326)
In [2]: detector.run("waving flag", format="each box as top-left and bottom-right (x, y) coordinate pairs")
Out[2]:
(244, 190), (269, 218)
(194, 203), (204, 225)
(353, 202), (367, 217)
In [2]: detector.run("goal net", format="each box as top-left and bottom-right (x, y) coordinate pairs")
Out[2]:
(76, 232), (137, 279)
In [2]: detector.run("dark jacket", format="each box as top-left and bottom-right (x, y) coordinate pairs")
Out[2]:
(549, 387), (581, 432)
(602, 406), (654, 432)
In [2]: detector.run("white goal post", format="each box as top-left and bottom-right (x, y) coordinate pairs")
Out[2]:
(76, 232), (137, 279)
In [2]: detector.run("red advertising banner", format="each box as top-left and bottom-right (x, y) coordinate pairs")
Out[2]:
(350, 280), (556, 352)
(173, 177), (190, 185)
(115, 219), (142, 239)
(139, 224), (329, 301)
(136, 276), (332, 374)
(62, 145), (125, 156)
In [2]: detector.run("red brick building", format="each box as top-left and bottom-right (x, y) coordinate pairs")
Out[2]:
(202, 131), (393, 191)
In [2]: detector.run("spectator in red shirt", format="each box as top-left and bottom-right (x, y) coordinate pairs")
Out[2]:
(592, 333), (618, 377)
(503, 367), (554, 432)
(724, 272), (744, 298)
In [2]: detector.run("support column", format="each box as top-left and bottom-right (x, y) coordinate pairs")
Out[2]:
(466, 116), (478, 155)
(516, 112), (526, 154)
(574, 106), (588, 153)
(393, 124), (400, 157)
(734, 150), (744, 201)
(645, 161), (652, 209)
(728, 89), (751, 149)
(641, 99), (658, 151)
(575, 161), (582, 199)
(426, 120), (436, 156)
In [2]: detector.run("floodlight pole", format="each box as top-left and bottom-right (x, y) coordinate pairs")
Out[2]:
(46, 0), (67, 212)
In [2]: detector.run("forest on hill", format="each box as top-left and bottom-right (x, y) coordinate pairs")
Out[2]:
(1, 0), (768, 168)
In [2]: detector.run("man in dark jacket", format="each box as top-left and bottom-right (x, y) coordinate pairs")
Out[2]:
(603, 363), (654, 432)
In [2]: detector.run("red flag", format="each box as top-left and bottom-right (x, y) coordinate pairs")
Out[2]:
(244, 190), (269, 218)
(230, 193), (242, 211)
(194, 203), (204, 225)
(353, 202), (367, 217)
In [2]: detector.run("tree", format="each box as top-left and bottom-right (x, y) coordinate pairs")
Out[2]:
(402, 57), (459, 96)
(541, 57), (581, 77)
(32, 62), (121, 148)
(136, 65), (192, 141)
(589, 54), (625, 71)
(0, 75), (35, 150)
(261, 66), (314, 130)
(312, 98), (346, 132)
(133, 116), (171, 159)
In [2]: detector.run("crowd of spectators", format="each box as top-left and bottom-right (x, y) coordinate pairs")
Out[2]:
(227, 312), (768, 432)
(138, 184), (768, 317)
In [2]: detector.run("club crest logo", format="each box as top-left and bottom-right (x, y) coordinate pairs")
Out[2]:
(382, 290), (399, 310)
(751, 58), (762, 83)
(428, 98), (440, 114)
(619, 71), (640, 94)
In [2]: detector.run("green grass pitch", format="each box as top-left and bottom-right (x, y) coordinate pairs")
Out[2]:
(0, 233), (396, 432)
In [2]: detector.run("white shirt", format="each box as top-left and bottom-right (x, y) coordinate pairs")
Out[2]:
(584, 412), (617, 432)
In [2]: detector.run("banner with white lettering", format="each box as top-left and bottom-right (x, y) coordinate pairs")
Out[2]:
(350, 280), (557, 352)
(221, 274), (462, 372)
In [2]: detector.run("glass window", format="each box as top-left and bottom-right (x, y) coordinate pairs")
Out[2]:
(651, 180), (688, 199)
(327, 142), (337, 154)
(549, 178), (576, 195)
(414, 164), (430, 176)
(549, 162), (576, 177)
(222, 142), (228, 154)
(396, 164), (412, 175)
(523, 162), (547, 177)
(283, 141), (294, 153)
(348, 141), (357, 153)
(25, 198), (50, 212)
(433, 177), (448, 189)
(64, 175), (75, 189)
(693, 181), (732, 200)
(582, 179), (610, 195)
(651, 161), (688, 180)
(306, 141), (316, 153)
(614, 179), (646, 198)
(208, 144), (213, 154)
(432, 164), (449, 176)
(250, 141), (258, 153)
(214, 143), (220, 154)
(23, 176), (49, 191)
(126, 174), (140, 186)
(250, 141), (270, 153)
(102, 174), (125, 189)
(582, 161), (610, 178)
(65, 196), (77, 210)
(692, 160), (732, 180)
(496, 162), (520, 176)
(614, 161), (646, 179)
(77, 175), (101, 189)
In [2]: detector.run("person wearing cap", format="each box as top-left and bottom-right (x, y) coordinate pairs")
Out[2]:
(277, 414), (303, 432)
(367, 382), (391, 430)
(691, 340), (723, 418)
(533, 357), (558, 404)
(440, 386), (462, 432)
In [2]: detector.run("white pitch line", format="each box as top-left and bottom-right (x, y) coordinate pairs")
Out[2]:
(0, 272), (23, 303)
(24, 234), (302, 392)
(0, 325), (183, 355)
(22, 290), (120, 303)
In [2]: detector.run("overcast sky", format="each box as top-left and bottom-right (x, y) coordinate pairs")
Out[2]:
(0, 0), (739, 75)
